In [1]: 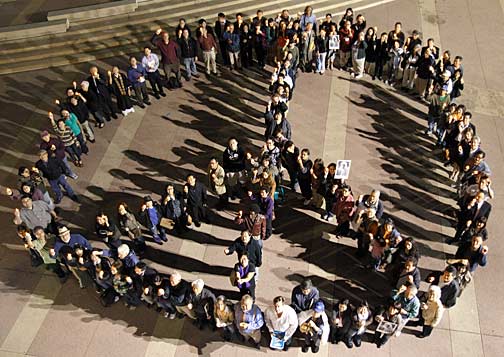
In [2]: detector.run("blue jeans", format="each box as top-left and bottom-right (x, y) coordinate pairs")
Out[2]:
(183, 57), (197, 78)
(317, 52), (327, 73)
(49, 175), (75, 202)
(427, 114), (437, 133)
(62, 156), (77, 178)
(150, 224), (167, 243)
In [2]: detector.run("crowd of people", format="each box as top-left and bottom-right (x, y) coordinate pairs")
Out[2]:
(2, 4), (493, 353)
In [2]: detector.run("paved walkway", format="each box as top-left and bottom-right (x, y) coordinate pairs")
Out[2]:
(0, 0), (503, 356)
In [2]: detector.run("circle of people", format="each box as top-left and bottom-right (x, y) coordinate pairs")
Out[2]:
(4, 4), (492, 354)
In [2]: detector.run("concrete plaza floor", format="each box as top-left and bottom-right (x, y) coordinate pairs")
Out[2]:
(0, 0), (503, 356)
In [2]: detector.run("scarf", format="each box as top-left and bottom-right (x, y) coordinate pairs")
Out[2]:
(113, 74), (127, 96)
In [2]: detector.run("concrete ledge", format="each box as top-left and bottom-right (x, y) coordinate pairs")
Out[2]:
(0, 19), (69, 42)
(47, 0), (138, 22)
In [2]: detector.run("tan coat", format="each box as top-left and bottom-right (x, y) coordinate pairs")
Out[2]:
(208, 164), (226, 195)
(422, 299), (444, 327)
(214, 304), (234, 327)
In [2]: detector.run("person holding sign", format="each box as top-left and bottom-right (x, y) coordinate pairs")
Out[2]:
(373, 302), (402, 348)
(264, 296), (298, 351)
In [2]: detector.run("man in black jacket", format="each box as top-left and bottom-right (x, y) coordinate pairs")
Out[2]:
(86, 66), (118, 119)
(183, 174), (208, 227)
(133, 261), (158, 306)
(178, 29), (199, 81)
(222, 137), (245, 200)
(426, 265), (460, 308)
(225, 230), (262, 281)
(214, 13), (229, 65)
(35, 150), (78, 204)
(168, 271), (194, 319)
(188, 278), (216, 329)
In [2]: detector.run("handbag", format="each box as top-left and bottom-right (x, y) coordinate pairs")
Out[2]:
(159, 217), (174, 230)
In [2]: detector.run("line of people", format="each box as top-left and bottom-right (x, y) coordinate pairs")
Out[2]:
(4, 4), (493, 354)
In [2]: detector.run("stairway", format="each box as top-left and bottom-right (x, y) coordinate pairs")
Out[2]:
(0, 0), (391, 75)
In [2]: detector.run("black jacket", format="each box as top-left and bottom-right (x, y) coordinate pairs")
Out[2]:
(427, 271), (460, 308)
(223, 146), (245, 172)
(169, 279), (191, 306)
(86, 73), (112, 99)
(226, 237), (262, 267)
(178, 37), (198, 58)
(185, 182), (207, 208)
(35, 157), (68, 180)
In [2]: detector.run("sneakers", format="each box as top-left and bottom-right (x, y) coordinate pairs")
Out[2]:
(355, 74), (363, 79)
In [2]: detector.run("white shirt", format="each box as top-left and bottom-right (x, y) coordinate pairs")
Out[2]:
(265, 305), (298, 340)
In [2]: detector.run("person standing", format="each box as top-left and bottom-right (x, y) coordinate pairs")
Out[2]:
(139, 195), (167, 244)
(225, 230), (262, 280)
(87, 66), (118, 119)
(223, 23), (241, 70)
(183, 174), (208, 227)
(351, 31), (367, 79)
(264, 296), (298, 351)
(39, 130), (78, 180)
(234, 294), (264, 349)
(223, 137), (246, 200)
(107, 66), (135, 116)
(198, 27), (219, 75)
(208, 158), (227, 210)
(151, 28), (182, 88)
(35, 150), (78, 204)
(141, 46), (166, 99)
(418, 285), (444, 338)
(178, 29), (199, 81)
(127, 56), (151, 108)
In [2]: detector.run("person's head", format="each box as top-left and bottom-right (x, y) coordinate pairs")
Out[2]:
(325, 13), (332, 21)
(404, 258), (416, 272)
(412, 29), (420, 39)
(218, 12), (226, 22)
(366, 207), (376, 219)
(428, 285), (441, 302)
(300, 279), (313, 295)
(273, 296), (286, 314)
(301, 148), (310, 160)
(388, 301), (401, 316)
(117, 244), (130, 259)
(216, 295), (227, 311)
(443, 50), (451, 61)
(345, 8), (353, 17)
(366, 27), (375, 37)
(179, 18), (186, 27)
(393, 39), (400, 49)
(227, 23), (234, 32)
(394, 21), (402, 32)
(182, 28), (189, 38)
(170, 271), (181, 286)
(89, 66), (99, 76)
(118, 202), (129, 216)
(427, 38), (435, 47)
(356, 14), (364, 24)
(442, 265), (457, 283)
(240, 294), (253, 312)
(144, 46), (151, 56)
(475, 190), (486, 204)
(96, 212), (108, 225)
(344, 20), (351, 29)
(39, 129), (51, 143)
(304, 6), (313, 16)
(383, 218), (394, 232)
(186, 174), (196, 186)
(16, 224), (30, 239)
(471, 235), (483, 251)
(370, 189), (380, 203)
(404, 237), (414, 251)
(313, 300), (325, 318)
(191, 278), (205, 295)
(111, 66), (120, 75)
(129, 56), (137, 67)
(239, 254), (249, 267)
(341, 184), (351, 197)
(356, 301), (369, 317)
(463, 128), (474, 142)
(228, 137), (238, 150)
(405, 285), (418, 299)
(162, 31), (169, 42)
(424, 47), (431, 58)
(337, 299), (349, 312)
(256, 9), (263, 18)
(33, 226), (45, 241)
(475, 217), (487, 229)
(209, 157), (219, 170)
(143, 195), (153, 208)
(18, 166), (30, 178)
(320, 28), (326, 37)
(80, 80), (90, 91)
(240, 230), (250, 244)
(470, 136), (481, 150)
(111, 260), (123, 275)
(58, 225), (72, 243)
(134, 261), (147, 276)
(20, 195), (33, 209)
(259, 187), (268, 198)
(474, 151), (485, 166)
(454, 55), (463, 67)
(55, 118), (67, 131)
(21, 182), (33, 195)
(66, 87), (75, 97)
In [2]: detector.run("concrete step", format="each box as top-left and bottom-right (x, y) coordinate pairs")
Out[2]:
(0, 0), (390, 75)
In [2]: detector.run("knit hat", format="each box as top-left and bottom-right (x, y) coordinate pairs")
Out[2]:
(40, 130), (50, 138)
(314, 301), (325, 313)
